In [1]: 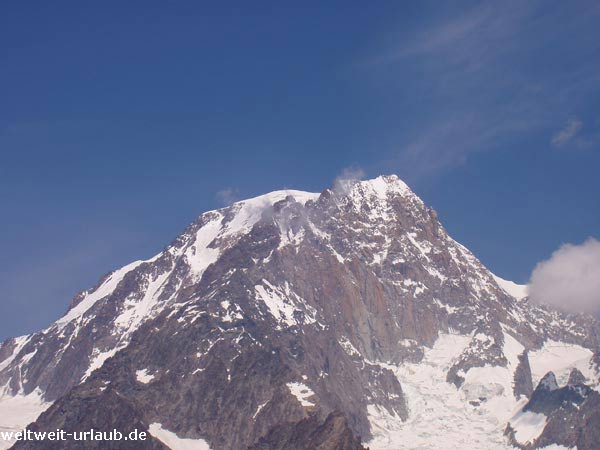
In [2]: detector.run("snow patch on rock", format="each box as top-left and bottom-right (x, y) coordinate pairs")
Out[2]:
(83, 346), (124, 380)
(136, 369), (154, 384)
(185, 215), (223, 280)
(114, 270), (171, 334)
(148, 423), (211, 450)
(254, 280), (316, 328)
(0, 335), (31, 373)
(286, 382), (315, 407)
(509, 410), (547, 445)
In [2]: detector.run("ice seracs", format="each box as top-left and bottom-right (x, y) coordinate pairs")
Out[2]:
(365, 331), (548, 449)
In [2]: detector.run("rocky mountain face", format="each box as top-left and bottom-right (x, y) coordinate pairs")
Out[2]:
(248, 411), (365, 450)
(1, 175), (599, 450)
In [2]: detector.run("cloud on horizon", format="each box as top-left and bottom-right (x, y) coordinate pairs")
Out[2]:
(528, 238), (600, 314)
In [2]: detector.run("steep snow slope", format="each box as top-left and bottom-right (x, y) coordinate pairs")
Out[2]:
(0, 390), (48, 450)
(493, 275), (528, 300)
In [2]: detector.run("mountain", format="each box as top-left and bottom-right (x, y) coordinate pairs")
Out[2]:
(505, 369), (600, 449)
(1, 175), (598, 450)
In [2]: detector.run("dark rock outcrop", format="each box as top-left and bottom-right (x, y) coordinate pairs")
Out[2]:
(567, 367), (587, 386)
(508, 370), (600, 450)
(249, 411), (367, 450)
(513, 350), (534, 398)
(11, 386), (167, 449)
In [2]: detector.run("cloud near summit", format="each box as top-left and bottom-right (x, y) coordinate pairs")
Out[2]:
(528, 238), (600, 314)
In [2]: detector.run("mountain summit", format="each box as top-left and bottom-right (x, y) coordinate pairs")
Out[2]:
(1, 175), (599, 450)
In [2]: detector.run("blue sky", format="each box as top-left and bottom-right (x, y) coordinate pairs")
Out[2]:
(1, 1), (599, 339)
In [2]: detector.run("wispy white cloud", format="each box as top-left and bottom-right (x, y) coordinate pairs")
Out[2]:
(389, 101), (542, 180)
(551, 118), (583, 147)
(333, 166), (365, 196)
(362, 4), (541, 177)
(383, 7), (491, 62)
(360, 1), (600, 178)
(216, 188), (239, 206)
(528, 238), (600, 314)
(370, 2), (534, 74)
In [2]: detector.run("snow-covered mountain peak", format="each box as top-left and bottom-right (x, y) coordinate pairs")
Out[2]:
(332, 174), (415, 206)
(218, 189), (319, 234)
(191, 175), (413, 239)
(358, 174), (412, 197)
